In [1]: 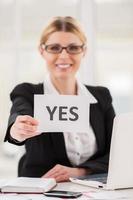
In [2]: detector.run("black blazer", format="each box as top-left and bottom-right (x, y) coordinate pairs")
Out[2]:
(4, 83), (115, 177)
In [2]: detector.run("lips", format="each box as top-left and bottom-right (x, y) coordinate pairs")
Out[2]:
(55, 64), (72, 69)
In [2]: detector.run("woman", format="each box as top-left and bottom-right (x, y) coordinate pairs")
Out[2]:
(5, 16), (115, 182)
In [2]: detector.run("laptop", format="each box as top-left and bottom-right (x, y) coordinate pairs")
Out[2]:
(70, 113), (133, 190)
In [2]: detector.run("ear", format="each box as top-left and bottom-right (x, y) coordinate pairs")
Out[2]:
(83, 46), (87, 57)
(38, 45), (43, 55)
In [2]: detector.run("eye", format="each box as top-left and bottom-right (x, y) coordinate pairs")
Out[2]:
(68, 45), (82, 53)
(47, 44), (61, 52)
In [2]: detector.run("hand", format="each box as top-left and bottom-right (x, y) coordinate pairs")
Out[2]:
(10, 115), (39, 142)
(42, 164), (89, 182)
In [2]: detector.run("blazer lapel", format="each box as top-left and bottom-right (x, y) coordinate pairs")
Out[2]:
(51, 132), (71, 166)
(90, 104), (105, 153)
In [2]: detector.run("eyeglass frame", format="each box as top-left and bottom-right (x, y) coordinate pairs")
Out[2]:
(41, 43), (86, 54)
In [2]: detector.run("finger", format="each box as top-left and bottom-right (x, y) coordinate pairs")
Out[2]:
(44, 165), (68, 179)
(44, 164), (63, 177)
(16, 123), (38, 132)
(23, 133), (38, 140)
(16, 115), (38, 125)
(56, 174), (69, 182)
(14, 126), (38, 136)
(43, 168), (59, 178)
(52, 171), (69, 182)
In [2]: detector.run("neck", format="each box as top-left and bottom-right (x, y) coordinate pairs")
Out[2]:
(50, 76), (77, 95)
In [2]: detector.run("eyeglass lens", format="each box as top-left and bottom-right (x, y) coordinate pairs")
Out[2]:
(44, 44), (84, 54)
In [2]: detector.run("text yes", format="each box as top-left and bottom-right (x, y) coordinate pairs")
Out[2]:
(46, 106), (79, 121)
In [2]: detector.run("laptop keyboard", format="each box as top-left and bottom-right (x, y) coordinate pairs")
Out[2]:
(78, 173), (107, 184)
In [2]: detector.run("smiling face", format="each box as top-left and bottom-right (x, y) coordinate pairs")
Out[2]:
(40, 31), (86, 81)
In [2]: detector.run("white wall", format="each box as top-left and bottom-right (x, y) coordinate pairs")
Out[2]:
(0, 0), (133, 178)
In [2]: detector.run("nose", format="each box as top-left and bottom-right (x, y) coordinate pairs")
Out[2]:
(58, 48), (69, 58)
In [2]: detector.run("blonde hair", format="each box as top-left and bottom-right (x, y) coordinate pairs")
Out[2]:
(39, 16), (87, 45)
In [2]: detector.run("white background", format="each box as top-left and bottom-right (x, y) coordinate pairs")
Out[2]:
(0, 0), (133, 178)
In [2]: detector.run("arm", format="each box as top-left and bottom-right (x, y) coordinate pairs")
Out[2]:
(4, 83), (39, 145)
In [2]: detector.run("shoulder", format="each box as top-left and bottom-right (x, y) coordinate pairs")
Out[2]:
(10, 82), (44, 101)
(85, 85), (113, 108)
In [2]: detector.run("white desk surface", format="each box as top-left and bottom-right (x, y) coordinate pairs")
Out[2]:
(0, 181), (133, 199)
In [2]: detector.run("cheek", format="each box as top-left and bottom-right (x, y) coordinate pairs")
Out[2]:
(43, 54), (56, 65)
(74, 55), (83, 65)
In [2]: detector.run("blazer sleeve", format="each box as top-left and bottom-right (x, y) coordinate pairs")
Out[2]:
(78, 87), (115, 174)
(4, 83), (34, 145)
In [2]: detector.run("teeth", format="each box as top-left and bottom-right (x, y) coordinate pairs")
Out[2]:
(56, 64), (71, 69)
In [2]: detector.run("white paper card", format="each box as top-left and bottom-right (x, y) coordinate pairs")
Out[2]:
(34, 95), (90, 132)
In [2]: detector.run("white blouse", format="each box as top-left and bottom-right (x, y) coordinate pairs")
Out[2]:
(43, 75), (98, 166)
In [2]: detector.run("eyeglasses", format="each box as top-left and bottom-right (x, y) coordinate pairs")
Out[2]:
(41, 43), (85, 54)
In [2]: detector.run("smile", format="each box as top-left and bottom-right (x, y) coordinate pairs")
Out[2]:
(55, 64), (72, 69)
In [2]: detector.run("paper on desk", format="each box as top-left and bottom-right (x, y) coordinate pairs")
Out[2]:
(84, 190), (130, 199)
(0, 194), (28, 200)
(0, 193), (132, 200)
(21, 194), (64, 200)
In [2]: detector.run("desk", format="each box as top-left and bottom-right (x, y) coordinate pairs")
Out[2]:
(0, 182), (133, 199)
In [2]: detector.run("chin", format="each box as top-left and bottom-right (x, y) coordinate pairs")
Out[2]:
(54, 68), (76, 78)
(55, 73), (74, 80)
